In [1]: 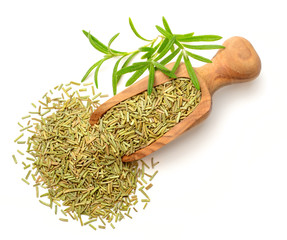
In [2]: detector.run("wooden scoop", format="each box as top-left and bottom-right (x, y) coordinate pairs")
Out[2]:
(90, 36), (261, 162)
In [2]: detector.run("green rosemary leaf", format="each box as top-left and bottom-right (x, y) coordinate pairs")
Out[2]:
(141, 42), (160, 59)
(94, 57), (110, 88)
(129, 17), (151, 42)
(151, 61), (176, 78)
(183, 44), (225, 50)
(116, 52), (139, 86)
(160, 47), (180, 65)
(183, 52), (200, 89)
(86, 31), (109, 54)
(157, 38), (169, 53)
(112, 56), (125, 95)
(185, 50), (212, 63)
(162, 17), (175, 52)
(156, 26), (184, 49)
(108, 33), (120, 51)
(81, 60), (101, 82)
(141, 49), (156, 59)
(154, 36), (176, 61)
(117, 62), (148, 76)
(147, 64), (155, 95)
(132, 62), (150, 67)
(83, 30), (125, 54)
(139, 47), (154, 52)
(162, 17), (172, 34)
(94, 65), (102, 88)
(171, 52), (183, 74)
(171, 44), (175, 53)
(175, 32), (194, 41)
(174, 38), (184, 49)
(152, 42), (161, 51)
(180, 35), (222, 42)
(125, 66), (148, 86)
(120, 51), (139, 70)
(155, 25), (173, 39)
(159, 69), (177, 79)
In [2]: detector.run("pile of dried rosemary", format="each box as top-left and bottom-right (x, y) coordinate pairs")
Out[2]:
(12, 77), (201, 230)
(13, 82), (159, 230)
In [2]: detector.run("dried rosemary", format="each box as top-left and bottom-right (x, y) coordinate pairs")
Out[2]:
(13, 81), (160, 230)
(13, 74), (201, 230)
(98, 77), (201, 155)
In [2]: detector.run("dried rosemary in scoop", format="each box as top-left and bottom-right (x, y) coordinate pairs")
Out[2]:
(98, 77), (201, 155)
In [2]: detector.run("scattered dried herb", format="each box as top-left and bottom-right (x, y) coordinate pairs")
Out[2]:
(12, 155), (18, 164)
(59, 218), (68, 222)
(89, 224), (97, 231)
(13, 81), (160, 230)
(145, 183), (153, 190)
(14, 133), (24, 142)
(21, 178), (30, 185)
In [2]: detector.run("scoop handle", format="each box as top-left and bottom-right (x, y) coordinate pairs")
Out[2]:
(196, 36), (261, 95)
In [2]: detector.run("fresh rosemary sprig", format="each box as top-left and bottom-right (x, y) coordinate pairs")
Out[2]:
(81, 17), (224, 95)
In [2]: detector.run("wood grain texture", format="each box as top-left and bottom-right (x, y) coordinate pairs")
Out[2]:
(89, 36), (261, 162)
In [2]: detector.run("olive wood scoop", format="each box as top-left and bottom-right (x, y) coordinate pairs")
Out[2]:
(90, 36), (261, 162)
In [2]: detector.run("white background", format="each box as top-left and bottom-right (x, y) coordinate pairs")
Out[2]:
(1, 0), (286, 239)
